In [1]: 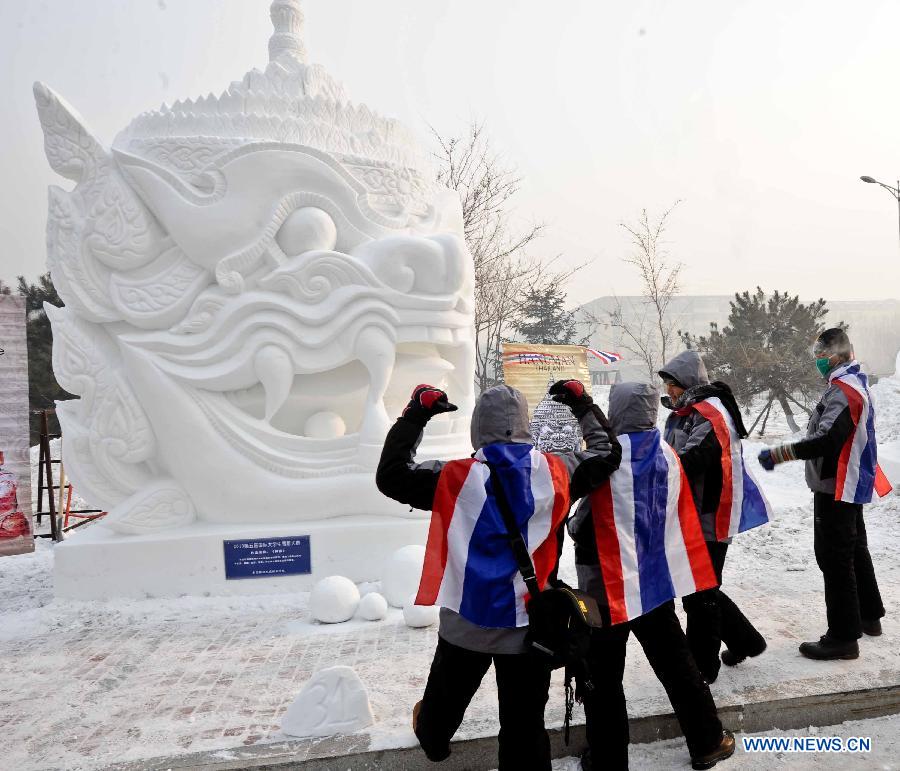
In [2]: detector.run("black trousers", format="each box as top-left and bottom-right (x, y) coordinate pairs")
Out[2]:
(582, 601), (723, 770)
(681, 541), (766, 681)
(415, 636), (551, 770)
(813, 492), (885, 641)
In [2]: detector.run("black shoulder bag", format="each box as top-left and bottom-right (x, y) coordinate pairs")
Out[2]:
(486, 463), (604, 742)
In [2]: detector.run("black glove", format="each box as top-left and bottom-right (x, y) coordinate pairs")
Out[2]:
(401, 384), (458, 427)
(549, 379), (593, 416)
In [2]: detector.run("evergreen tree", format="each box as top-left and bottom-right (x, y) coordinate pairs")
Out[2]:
(681, 288), (840, 434)
(513, 284), (582, 345)
(16, 273), (72, 443)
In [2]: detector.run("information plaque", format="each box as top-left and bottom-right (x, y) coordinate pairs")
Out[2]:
(223, 536), (311, 580)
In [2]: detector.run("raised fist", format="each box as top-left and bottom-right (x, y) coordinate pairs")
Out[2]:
(549, 379), (592, 413)
(402, 384), (458, 426)
(758, 444), (796, 471)
(757, 449), (775, 471)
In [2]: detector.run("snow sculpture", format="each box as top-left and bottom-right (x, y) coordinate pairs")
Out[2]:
(382, 545), (426, 608)
(281, 666), (374, 738)
(310, 575), (360, 623)
(530, 378), (582, 453)
(34, 1), (474, 595)
(403, 594), (439, 628)
(358, 591), (388, 621)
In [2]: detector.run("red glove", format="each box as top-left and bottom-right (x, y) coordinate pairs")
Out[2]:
(549, 379), (593, 415)
(402, 384), (458, 426)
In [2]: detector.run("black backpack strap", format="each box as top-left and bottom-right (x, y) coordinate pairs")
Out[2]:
(484, 462), (541, 598)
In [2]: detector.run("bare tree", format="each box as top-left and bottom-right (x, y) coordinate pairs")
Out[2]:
(433, 122), (555, 391)
(604, 202), (684, 379)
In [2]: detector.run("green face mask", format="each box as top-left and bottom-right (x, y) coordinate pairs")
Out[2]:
(816, 357), (832, 377)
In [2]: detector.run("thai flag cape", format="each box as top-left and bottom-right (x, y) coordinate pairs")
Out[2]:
(415, 443), (570, 628)
(691, 397), (772, 541)
(829, 361), (892, 504)
(590, 429), (717, 625)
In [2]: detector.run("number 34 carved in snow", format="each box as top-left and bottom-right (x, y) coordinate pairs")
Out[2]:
(306, 675), (356, 730)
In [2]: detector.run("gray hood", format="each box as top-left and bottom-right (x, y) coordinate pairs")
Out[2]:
(470, 385), (533, 449)
(609, 382), (659, 434)
(658, 350), (709, 389)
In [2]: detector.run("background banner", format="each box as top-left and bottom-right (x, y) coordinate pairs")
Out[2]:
(501, 342), (591, 418)
(0, 295), (34, 557)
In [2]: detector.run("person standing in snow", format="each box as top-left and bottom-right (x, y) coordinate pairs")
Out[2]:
(658, 351), (768, 682)
(376, 381), (620, 770)
(758, 328), (888, 660)
(568, 382), (735, 771)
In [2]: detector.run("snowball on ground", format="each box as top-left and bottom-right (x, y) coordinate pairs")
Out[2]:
(310, 576), (360, 623)
(358, 592), (388, 621)
(403, 594), (439, 628)
(382, 544), (425, 608)
(280, 665), (374, 738)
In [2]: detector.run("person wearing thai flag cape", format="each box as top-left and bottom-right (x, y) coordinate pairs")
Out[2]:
(376, 380), (620, 770)
(758, 328), (888, 661)
(658, 351), (770, 683)
(568, 382), (735, 771)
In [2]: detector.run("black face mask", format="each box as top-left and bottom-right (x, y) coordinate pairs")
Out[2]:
(660, 395), (675, 410)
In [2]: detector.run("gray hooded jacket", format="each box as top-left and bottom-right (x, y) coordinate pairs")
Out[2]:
(658, 350), (710, 391)
(570, 382), (660, 601)
(659, 351), (722, 541)
(376, 383), (620, 654)
(798, 363), (855, 494)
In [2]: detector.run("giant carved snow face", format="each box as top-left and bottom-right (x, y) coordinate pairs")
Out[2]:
(35, 83), (475, 533)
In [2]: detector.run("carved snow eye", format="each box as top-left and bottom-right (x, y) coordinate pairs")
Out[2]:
(275, 206), (337, 257)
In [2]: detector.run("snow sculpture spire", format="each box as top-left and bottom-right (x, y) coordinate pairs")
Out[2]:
(269, 0), (308, 64)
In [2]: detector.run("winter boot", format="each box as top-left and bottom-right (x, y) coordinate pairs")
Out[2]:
(799, 635), (859, 660)
(721, 639), (767, 667)
(691, 730), (736, 770)
(412, 700), (422, 732)
(862, 619), (883, 637)
(580, 747), (593, 771)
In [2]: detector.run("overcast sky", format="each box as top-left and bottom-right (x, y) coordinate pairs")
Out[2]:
(2, 0), (900, 304)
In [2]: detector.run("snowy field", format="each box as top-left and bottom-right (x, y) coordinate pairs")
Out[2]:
(1, 382), (899, 769)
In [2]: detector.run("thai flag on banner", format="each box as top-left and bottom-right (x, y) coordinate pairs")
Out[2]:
(692, 397), (772, 541)
(590, 429), (717, 625)
(586, 348), (623, 364)
(829, 361), (892, 504)
(415, 443), (570, 628)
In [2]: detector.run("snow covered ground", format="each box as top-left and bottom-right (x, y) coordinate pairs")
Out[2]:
(1, 382), (899, 769)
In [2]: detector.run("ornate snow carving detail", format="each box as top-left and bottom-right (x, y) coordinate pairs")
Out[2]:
(109, 246), (208, 329)
(45, 305), (155, 507)
(105, 479), (196, 535)
(35, 1), (475, 531)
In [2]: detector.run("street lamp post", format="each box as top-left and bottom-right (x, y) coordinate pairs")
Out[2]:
(860, 175), (900, 248)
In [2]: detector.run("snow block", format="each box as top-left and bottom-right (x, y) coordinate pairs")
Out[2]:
(311, 576), (360, 623)
(281, 666), (374, 738)
(358, 591), (388, 621)
(382, 544), (425, 608)
(54, 518), (427, 600)
(403, 594), (439, 628)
